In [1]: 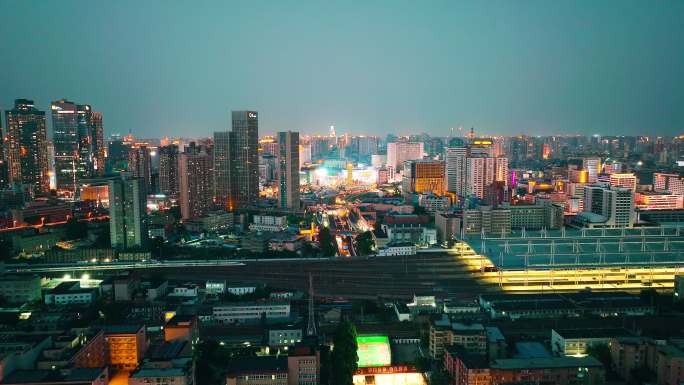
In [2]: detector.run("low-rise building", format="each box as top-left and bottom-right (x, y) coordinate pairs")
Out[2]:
(0, 275), (42, 304)
(268, 326), (303, 347)
(376, 242), (416, 256)
(250, 215), (288, 232)
(213, 302), (291, 324)
(225, 357), (288, 385)
(429, 317), (487, 359)
(44, 281), (98, 306)
(552, 328), (630, 356)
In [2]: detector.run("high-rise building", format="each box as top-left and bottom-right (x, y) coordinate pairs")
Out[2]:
(348, 135), (379, 162)
(109, 175), (147, 249)
(50, 99), (103, 192)
(582, 157), (601, 183)
(609, 173), (637, 192)
(387, 141), (424, 173)
(402, 159), (446, 196)
(158, 144), (180, 199)
(92, 112), (105, 176)
(445, 146), (467, 196)
(277, 131), (300, 210)
(653, 173), (684, 195)
(465, 155), (508, 199)
(228, 111), (259, 208)
(128, 145), (153, 194)
(5, 99), (50, 194)
(0, 115), (7, 189)
(583, 185), (634, 227)
(179, 143), (213, 219)
(213, 131), (231, 208)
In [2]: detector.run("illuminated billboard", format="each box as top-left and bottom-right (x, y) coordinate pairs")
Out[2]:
(357, 335), (391, 367)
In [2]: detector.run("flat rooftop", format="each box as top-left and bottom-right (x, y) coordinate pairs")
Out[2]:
(466, 226), (684, 270)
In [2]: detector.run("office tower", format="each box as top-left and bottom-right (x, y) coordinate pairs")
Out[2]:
(348, 135), (379, 162)
(109, 175), (147, 249)
(445, 146), (467, 196)
(402, 159), (445, 196)
(582, 157), (601, 183)
(228, 111), (259, 208)
(4, 99), (50, 193)
(466, 157), (487, 199)
(0, 115), (7, 189)
(309, 136), (331, 160)
(92, 112), (105, 176)
(213, 131), (231, 208)
(494, 157), (509, 184)
(106, 135), (131, 173)
(258, 136), (278, 156)
(583, 185), (634, 227)
(386, 141), (424, 171)
(128, 145), (153, 193)
(609, 173), (637, 192)
(179, 143), (213, 219)
(277, 131), (300, 209)
(653, 173), (684, 195)
(51, 99), (101, 192)
(158, 144), (180, 199)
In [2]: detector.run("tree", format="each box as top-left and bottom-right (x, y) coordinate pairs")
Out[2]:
(331, 320), (358, 385)
(318, 227), (338, 257)
(355, 231), (374, 256)
(586, 343), (612, 369)
(0, 238), (15, 261)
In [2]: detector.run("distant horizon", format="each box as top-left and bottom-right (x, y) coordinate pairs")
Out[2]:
(2, 0), (684, 138)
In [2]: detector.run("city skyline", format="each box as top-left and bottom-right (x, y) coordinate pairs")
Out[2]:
(2, 0), (684, 138)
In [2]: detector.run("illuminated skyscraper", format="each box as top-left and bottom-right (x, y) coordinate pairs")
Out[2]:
(50, 99), (102, 193)
(402, 159), (446, 196)
(158, 144), (180, 199)
(179, 143), (213, 219)
(4, 99), (50, 193)
(109, 174), (147, 249)
(213, 131), (231, 209)
(277, 131), (300, 210)
(0, 115), (7, 189)
(228, 111), (259, 208)
(128, 145), (153, 194)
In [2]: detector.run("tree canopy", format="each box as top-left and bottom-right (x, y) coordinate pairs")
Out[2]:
(331, 320), (358, 385)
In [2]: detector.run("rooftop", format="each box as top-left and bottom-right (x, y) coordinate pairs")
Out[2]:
(467, 225), (684, 270)
(491, 356), (603, 370)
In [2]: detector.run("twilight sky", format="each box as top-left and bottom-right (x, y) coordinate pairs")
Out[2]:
(2, 0), (683, 138)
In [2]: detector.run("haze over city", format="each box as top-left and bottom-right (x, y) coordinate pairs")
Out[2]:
(4, 2), (684, 385)
(2, 0), (684, 137)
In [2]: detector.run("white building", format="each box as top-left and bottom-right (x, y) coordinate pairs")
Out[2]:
(583, 157), (601, 183)
(44, 281), (98, 305)
(213, 302), (291, 324)
(250, 215), (288, 232)
(445, 146), (467, 196)
(227, 285), (257, 296)
(205, 280), (226, 295)
(387, 142), (424, 173)
(377, 242), (417, 256)
(583, 185), (634, 227)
